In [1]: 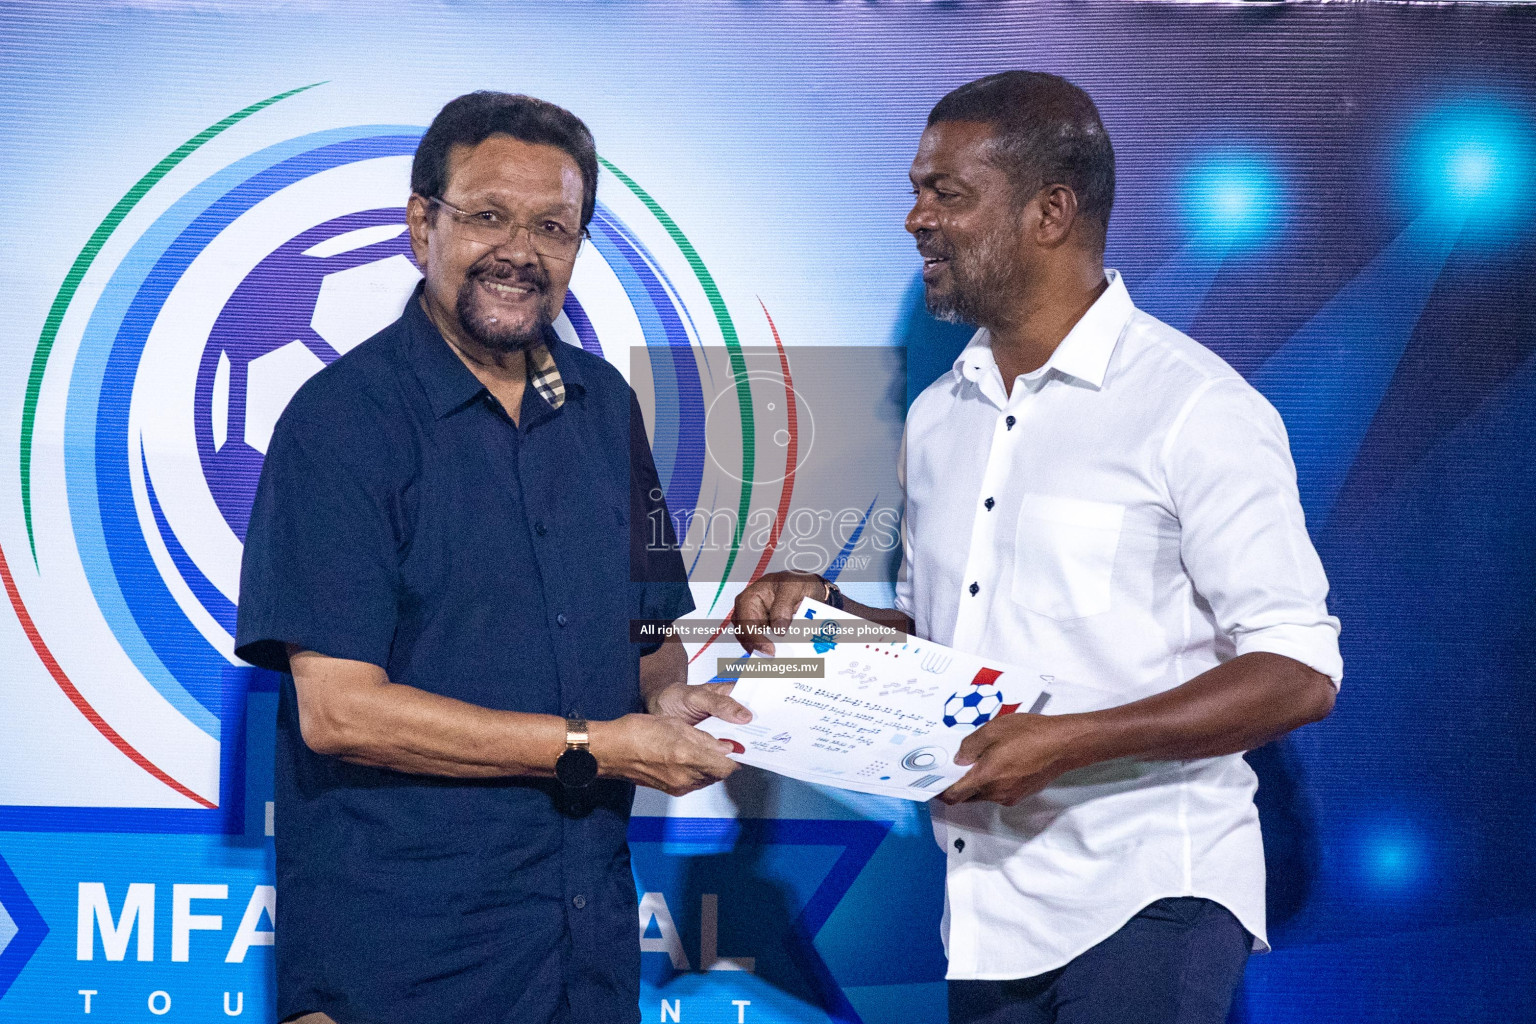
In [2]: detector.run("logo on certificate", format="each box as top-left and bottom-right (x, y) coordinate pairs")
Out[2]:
(941, 666), (1024, 728)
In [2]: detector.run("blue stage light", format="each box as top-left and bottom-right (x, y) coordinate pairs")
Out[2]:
(1182, 151), (1284, 249)
(1447, 142), (1498, 200)
(1402, 97), (1534, 231)
(1369, 839), (1415, 881)
(1358, 822), (1428, 893)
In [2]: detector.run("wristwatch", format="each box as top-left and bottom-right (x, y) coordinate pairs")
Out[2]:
(554, 714), (598, 789)
(819, 575), (846, 611)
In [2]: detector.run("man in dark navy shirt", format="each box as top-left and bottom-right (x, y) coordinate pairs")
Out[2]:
(236, 92), (748, 1024)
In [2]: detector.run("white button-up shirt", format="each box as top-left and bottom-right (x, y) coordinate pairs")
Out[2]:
(895, 269), (1342, 980)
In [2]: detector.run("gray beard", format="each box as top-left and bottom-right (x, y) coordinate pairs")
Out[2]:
(924, 223), (1016, 327)
(927, 294), (975, 325)
(455, 277), (554, 353)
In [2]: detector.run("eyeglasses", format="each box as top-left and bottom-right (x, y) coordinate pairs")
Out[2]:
(426, 196), (586, 261)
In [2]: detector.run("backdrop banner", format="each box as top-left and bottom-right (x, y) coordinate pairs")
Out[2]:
(1, 2), (1533, 1022)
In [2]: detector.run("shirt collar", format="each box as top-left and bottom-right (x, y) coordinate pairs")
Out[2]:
(403, 281), (581, 420)
(952, 269), (1135, 392)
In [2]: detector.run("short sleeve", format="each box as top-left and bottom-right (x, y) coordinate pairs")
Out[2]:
(1164, 379), (1343, 685)
(629, 393), (694, 652)
(235, 404), (407, 674)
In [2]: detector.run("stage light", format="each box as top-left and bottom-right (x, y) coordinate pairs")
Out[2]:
(1357, 822), (1429, 894)
(1140, 150), (1282, 329)
(1368, 839), (1415, 882)
(1403, 97), (1534, 230)
(1182, 150), (1284, 249)
(1447, 142), (1497, 200)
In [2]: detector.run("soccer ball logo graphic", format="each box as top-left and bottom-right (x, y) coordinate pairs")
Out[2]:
(195, 209), (418, 540)
(942, 684), (1004, 728)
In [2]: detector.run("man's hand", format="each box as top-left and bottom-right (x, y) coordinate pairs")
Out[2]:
(938, 713), (1084, 807)
(733, 571), (828, 655)
(647, 681), (753, 727)
(589, 714), (739, 796)
(938, 653), (1336, 806)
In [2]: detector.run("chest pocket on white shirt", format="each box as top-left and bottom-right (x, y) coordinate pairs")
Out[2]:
(1010, 495), (1125, 620)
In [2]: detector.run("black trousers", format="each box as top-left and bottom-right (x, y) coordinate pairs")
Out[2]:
(948, 898), (1251, 1024)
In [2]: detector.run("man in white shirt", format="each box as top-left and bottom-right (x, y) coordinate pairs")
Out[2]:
(733, 71), (1341, 1024)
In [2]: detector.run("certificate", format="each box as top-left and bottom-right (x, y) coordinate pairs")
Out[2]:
(697, 599), (1103, 801)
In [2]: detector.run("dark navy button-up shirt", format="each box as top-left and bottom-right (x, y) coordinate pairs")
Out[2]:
(236, 285), (692, 1024)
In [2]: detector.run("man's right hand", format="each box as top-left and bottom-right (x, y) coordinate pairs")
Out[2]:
(732, 571), (828, 656)
(589, 714), (738, 796)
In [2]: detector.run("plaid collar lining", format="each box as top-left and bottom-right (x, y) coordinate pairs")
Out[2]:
(526, 342), (565, 410)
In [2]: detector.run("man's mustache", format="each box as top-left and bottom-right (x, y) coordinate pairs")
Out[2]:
(469, 260), (549, 292)
(915, 233), (953, 262)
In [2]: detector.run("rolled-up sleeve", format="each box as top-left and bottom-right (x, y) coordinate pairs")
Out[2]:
(1163, 378), (1343, 685)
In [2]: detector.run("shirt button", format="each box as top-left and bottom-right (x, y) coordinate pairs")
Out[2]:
(984, 497), (995, 511)
(1005, 415), (1016, 430)
(556, 613), (569, 627)
(534, 522), (547, 536)
(572, 895), (586, 909)
(954, 838), (965, 853)
(968, 582), (979, 596)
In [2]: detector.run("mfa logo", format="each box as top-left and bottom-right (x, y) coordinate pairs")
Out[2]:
(8, 90), (760, 824)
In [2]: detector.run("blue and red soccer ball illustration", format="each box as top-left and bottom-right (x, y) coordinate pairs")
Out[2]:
(942, 667), (1023, 728)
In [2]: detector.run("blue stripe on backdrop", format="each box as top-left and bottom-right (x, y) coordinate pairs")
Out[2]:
(1254, 207), (1466, 518)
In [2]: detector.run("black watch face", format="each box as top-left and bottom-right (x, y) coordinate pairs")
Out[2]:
(556, 747), (598, 789)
